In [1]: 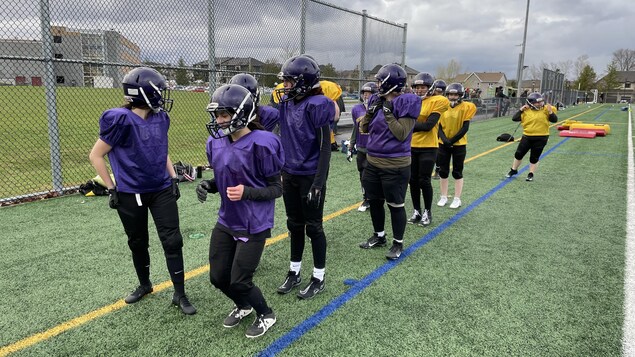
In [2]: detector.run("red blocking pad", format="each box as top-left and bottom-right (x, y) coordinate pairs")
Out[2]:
(559, 130), (597, 138)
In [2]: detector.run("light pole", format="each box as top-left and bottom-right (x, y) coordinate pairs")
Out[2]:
(515, 0), (530, 94)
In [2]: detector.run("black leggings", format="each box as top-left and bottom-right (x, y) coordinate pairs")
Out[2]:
(515, 135), (549, 164)
(356, 151), (368, 198)
(209, 225), (270, 315)
(409, 149), (438, 212)
(437, 145), (467, 179)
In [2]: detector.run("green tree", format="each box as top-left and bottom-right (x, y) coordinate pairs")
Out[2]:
(599, 64), (620, 94)
(261, 59), (281, 88)
(175, 58), (188, 85)
(319, 63), (338, 79)
(574, 64), (596, 91)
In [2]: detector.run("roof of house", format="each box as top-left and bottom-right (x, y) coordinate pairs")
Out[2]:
(597, 71), (635, 83)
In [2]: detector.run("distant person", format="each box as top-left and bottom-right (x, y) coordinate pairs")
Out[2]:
(348, 82), (378, 212)
(88, 67), (196, 315)
(505, 92), (558, 182)
(437, 83), (476, 209)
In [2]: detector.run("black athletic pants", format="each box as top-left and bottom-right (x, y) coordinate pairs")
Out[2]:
(409, 148), (438, 212)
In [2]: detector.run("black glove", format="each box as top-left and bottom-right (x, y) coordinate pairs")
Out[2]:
(108, 187), (119, 209)
(442, 138), (452, 146)
(171, 177), (180, 201)
(382, 100), (393, 114)
(306, 185), (322, 209)
(367, 97), (384, 115)
(195, 179), (216, 203)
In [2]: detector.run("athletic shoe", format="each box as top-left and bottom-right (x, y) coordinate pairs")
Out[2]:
(124, 285), (153, 304)
(172, 293), (197, 315)
(526, 173), (534, 182)
(437, 196), (448, 207)
(297, 276), (325, 300)
(418, 209), (431, 226)
(357, 199), (370, 212)
(506, 168), (518, 178)
(407, 210), (422, 224)
(277, 271), (302, 294)
(223, 306), (253, 328)
(245, 312), (276, 338)
(359, 233), (387, 249)
(385, 241), (403, 260)
(449, 197), (462, 209)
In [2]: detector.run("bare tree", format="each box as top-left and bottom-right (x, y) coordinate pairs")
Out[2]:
(280, 42), (300, 62)
(574, 55), (590, 80)
(611, 48), (635, 71)
(557, 60), (574, 80)
(435, 59), (463, 82)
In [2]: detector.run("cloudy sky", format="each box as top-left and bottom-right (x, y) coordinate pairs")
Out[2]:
(2, 0), (632, 81)
(325, 0), (634, 80)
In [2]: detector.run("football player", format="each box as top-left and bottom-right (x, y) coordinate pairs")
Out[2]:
(505, 92), (558, 181)
(358, 64), (422, 260)
(229, 73), (280, 132)
(275, 55), (334, 299)
(437, 83), (476, 209)
(348, 81), (378, 212)
(89, 67), (196, 315)
(408, 75), (450, 227)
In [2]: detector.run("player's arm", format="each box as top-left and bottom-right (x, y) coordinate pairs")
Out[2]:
(89, 139), (115, 189)
(414, 112), (440, 132)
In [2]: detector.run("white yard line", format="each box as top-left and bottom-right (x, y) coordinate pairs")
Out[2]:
(624, 104), (635, 356)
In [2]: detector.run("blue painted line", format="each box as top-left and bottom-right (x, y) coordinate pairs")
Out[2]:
(257, 140), (573, 357)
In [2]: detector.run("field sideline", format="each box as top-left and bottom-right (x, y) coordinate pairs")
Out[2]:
(0, 103), (633, 356)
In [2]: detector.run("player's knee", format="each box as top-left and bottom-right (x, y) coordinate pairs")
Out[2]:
(229, 280), (253, 295)
(452, 170), (463, 180)
(514, 151), (524, 161)
(161, 234), (183, 255)
(305, 223), (324, 239)
(386, 201), (404, 208)
(529, 155), (540, 164)
(438, 168), (450, 179)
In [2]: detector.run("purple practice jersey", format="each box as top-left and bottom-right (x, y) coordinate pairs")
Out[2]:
(206, 130), (285, 234)
(258, 105), (280, 132)
(278, 95), (335, 175)
(99, 107), (171, 193)
(365, 93), (422, 159)
(351, 103), (369, 149)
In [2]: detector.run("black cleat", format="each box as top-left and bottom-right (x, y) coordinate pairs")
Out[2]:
(526, 172), (534, 182)
(297, 276), (325, 300)
(277, 271), (302, 294)
(124, 285), (153, 304)
(359, 233), (387, 249)
(418, 209), (431, 227)
(245, 312), (276, 338)
(223, 306), (253, 328)
(386, 241), (404, 260)
(506, 168), (518, 178)
(407, 210), (422, 224)
(172, 293), (197, 315)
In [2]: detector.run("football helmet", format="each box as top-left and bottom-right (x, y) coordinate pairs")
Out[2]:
(229, 73), (260, 104)
(446, 82), (464, 107)
(122, 67), (173, 113)
(206, 84), (256, 139)
(526, 92), (544, 110)
(276, 55), (321, 101)
(412, 72), (434, 88)
(374, 64), (407, 96)
(430, 80), (447, 95)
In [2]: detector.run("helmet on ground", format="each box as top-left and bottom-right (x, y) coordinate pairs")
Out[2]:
(122, 67), (173, 113)
(206, 84), (256, 139)
(374, 63), (407, 96)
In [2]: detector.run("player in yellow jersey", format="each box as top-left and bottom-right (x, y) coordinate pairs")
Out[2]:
(437, 83), (476, 209)
(505, 92), (558, 181)
(408, 74), (449, 226)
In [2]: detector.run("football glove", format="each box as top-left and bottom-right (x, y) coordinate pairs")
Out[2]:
(306, 185), (322, 209)
(171, 177), (180, 201)
(196, 179), (217, 203)
(108, 187), (119, 209)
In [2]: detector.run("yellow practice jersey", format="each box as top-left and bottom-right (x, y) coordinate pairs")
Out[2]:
(438, 101), (476, 146)
(272, 80), (342, 103)
(521, 106), (558, 136)
(411, 95), (450, 148)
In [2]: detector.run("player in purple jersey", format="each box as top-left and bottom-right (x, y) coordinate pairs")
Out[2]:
(229, 73), (280, 132)
(196, 84), (284, 338)
(358, 64), (422, 260)
(348, 82), (378, 212)
(89, 67), (196, 315)
(275, 55), (334, 299)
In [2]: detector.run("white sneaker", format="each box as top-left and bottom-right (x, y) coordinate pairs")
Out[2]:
(437, 196), (448, 207)
(449, 197), (462, 209)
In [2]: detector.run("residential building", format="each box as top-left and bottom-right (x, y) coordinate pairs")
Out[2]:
(453, 72), (508, 97)
(596, 71), (634, 103)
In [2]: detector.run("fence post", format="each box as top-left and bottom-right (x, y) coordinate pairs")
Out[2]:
(300, 0), (306, 54)
(401, 23), (407, 67)
(359, 9), (367, 92)
(39, 0), (64, 194)
(207, 0), (216, 95)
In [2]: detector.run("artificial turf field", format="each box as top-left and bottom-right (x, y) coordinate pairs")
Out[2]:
(0, 103), (632, 356)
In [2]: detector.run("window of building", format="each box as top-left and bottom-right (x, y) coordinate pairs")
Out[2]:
(54, 53), (63, 59)
(625, 82), (632, 89)
(56, 76), (65, 84)
(53, 36), (62, 43)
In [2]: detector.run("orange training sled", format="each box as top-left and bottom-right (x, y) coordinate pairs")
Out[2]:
(559, 129), (597, 139)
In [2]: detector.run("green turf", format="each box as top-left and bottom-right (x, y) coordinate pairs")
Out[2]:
(0, 104), (629, 356)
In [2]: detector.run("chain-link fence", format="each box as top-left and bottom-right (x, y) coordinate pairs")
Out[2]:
(0, 0), (405, 205)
